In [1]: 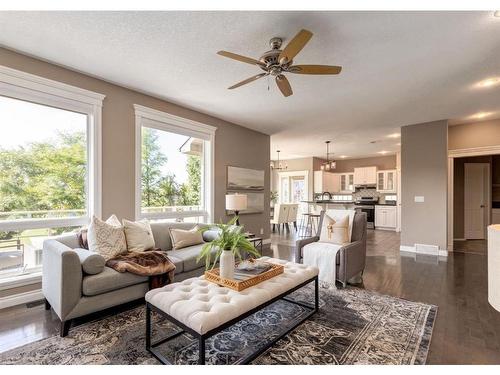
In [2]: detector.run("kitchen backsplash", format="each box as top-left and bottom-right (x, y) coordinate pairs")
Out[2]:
(315, 188), (395, 203)
(353, 188), (395, 203)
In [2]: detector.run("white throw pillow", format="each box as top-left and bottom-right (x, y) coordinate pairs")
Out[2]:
(319, 214), (350, 245)
(169, 227), (204, 250)
(122, 219), (155, 252)
(87, 215), (127, 261)
(324, 209), (356, 242)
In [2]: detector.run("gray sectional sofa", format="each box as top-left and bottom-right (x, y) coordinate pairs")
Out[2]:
(42, 221), (213, 337)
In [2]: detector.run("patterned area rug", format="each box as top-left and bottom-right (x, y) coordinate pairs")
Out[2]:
(0, 284), (437, 365)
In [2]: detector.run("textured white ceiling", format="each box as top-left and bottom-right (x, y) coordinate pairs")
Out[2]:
(0, 11), (499, 159)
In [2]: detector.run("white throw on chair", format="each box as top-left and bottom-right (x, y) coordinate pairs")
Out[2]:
(287, 204), (299, 231)
(270, 204), (290, 234)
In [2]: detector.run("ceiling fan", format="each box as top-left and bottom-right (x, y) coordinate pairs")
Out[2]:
(217, 29), (342, 97)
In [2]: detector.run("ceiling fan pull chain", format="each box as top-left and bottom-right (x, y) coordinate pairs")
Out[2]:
(267, 75), (270, 91)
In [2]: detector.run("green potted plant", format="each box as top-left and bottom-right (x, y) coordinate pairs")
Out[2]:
(270, 191), (279, 207)
(197, 217), (261, 279)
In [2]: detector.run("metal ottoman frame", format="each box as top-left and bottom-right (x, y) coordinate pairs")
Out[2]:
(146, 275), (319, 365)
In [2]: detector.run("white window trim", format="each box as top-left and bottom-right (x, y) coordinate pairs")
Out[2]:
(0, 65), (104, 231)
(134, 104), (216, 223)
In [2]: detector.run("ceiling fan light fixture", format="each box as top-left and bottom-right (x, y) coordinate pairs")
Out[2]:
(217, 29), (342, 98)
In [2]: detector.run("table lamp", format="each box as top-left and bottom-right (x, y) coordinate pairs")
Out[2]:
(225, 193), (247, 226)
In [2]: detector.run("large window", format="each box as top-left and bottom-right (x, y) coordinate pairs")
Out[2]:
(0, 66), (103, 281)
(135, 105), (215, 223)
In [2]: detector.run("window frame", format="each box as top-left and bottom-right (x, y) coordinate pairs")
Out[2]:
(0, 66), (104, 234)
(134, 104), (216, 223)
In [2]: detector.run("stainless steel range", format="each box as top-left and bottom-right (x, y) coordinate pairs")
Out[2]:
(354, 196), (379, 229)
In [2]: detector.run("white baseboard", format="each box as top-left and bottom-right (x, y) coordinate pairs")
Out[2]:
(374, 227), (396, 232)
(399, 245), (448, 257)
(0, 289), (44, 310)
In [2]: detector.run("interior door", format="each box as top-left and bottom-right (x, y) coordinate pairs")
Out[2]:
(464, 163), (489, 239)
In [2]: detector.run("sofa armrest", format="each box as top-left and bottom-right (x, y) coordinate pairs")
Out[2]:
(295, 236), (319, 263)
(42, 239), (83, 321)
(339, 239), (366, 280)
(72, 248), (106, 275)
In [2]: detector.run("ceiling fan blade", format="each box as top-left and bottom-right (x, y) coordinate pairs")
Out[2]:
(278, 29), (313, 64)
(217, 51), (265, 67)
(288, 65), (342, 75)
(228, 73), (268, 89)
(275, 75), (293, 97)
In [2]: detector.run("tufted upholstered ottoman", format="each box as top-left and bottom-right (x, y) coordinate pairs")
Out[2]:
(145, 257), (319, 364)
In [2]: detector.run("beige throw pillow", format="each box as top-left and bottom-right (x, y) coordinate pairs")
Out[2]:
(122, 219), (155, 252)
(87, 215), (127, 261)
(319, 213), (350, 245)
(169, 227), (204, 250)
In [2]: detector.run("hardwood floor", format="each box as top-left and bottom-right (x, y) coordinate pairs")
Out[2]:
(269, 228), (500, 364)
(1, 228), (499, 364)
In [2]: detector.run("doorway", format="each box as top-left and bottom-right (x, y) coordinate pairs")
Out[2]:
(278, 170), (309, 215)
(464, 163), (489, 239)
(448, 152), (497, 254)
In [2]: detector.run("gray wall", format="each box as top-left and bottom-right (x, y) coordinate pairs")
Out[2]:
(332, 155), (397, 173)
(449, 119), (500, 150)
(0, 47), (270, 239)
(401, 120), (448, 250)
(0, 48), (271, 298)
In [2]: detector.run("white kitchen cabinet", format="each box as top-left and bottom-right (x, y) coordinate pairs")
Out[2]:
(339, 173), (355, 192)
(314, 171), (340, 193)
(377, 170), (397, 193)
(354, 166), (377, 186)
(375, 205), (397, 230)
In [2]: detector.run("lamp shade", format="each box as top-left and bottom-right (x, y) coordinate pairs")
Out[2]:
(488, 225), (500, 312)
(226, 194), (247, 211)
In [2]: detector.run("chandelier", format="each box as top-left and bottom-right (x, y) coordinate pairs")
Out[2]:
(320, 141), (336, 171)
(271, 150), (288, 170)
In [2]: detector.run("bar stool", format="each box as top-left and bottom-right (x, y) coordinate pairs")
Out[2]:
(299, 205), (322, 237)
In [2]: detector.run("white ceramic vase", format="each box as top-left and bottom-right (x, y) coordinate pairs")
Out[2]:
(220, 249), (235, 279)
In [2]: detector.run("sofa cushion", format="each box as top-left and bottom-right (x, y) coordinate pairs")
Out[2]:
(82, 266), (148, 296)
(166, 244), (218, 272)
(150, 222), (197, 251)
(168, 255), (184, 274)
(301, 245), (341, 265)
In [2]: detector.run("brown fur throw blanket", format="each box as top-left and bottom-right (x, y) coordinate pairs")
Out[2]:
(106, 250), (176, 289)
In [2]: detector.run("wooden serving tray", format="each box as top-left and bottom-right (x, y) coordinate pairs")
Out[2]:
(205, 261), (284, 292)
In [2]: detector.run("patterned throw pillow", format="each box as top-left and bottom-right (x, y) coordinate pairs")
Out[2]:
(122, 219), (155, 252)
(87, 215), (127, 261)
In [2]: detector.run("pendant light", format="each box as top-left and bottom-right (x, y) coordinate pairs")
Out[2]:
(271, 150), (288, 170)
(320, 141), (336, 171)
